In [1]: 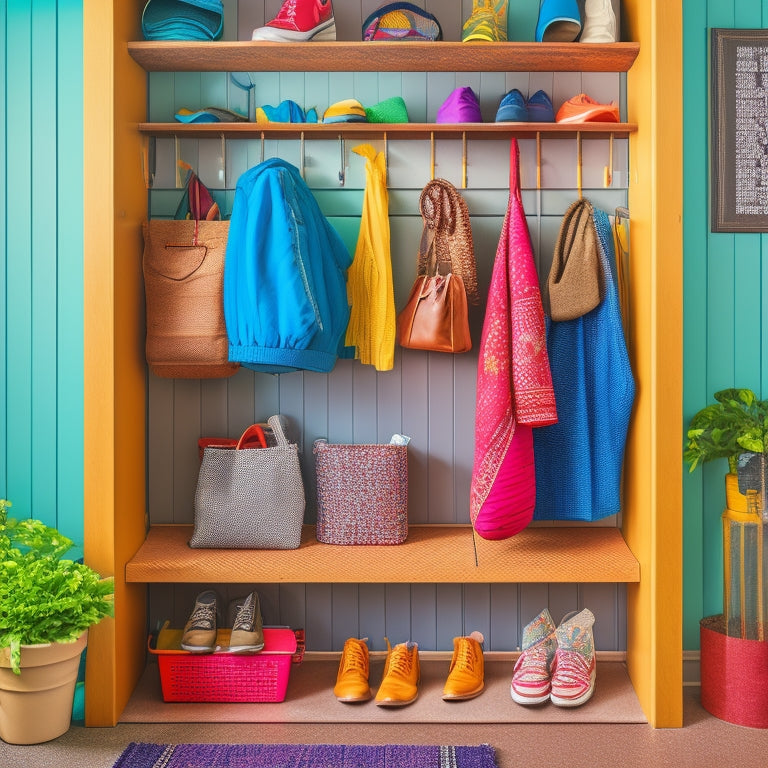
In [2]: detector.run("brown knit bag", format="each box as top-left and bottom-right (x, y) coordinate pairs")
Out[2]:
(142, 219), (238, 378)
(397, 179), (479, 353)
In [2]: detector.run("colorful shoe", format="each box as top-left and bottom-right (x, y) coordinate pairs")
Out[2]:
(555, 93), (619, 123)
(323, 99), (367, 124)
(536, 0), (581, 43)
(525, 90), (555, 122)
(362, 2), (442, 41)
(495, 89), (528, 122)
(255, 99), (318, 124)
(550, 608), (596, 707)
(462, 0), (508, 43)
(580, 0), (617, 43)
(365, 96), (410, 124)
(442, 631), (485, 701)
(374, 638), (420, 707)
(510, 608), (557, 705)
(437, 87), (482, 123)
(333, 637), (372, 703)
(252, 0), (336, 42)
(180, 589), (218, 653)
(228, 591), (264, 653)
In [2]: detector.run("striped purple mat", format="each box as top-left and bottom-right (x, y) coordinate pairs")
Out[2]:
(112, 742), (498, 768)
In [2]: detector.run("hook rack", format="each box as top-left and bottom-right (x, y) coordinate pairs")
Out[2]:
(338, 134), (345, 186)
(260, 131), (265, 164)
(462, 132), (467, 189)
(577, 131), (583, 198)
(430, 131), (435, 181)
(604, 133), (614, 187)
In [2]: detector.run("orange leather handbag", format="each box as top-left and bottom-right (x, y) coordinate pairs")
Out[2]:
(397, 179), (479, 353)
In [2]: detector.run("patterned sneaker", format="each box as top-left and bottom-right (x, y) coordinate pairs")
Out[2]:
(550, 608), (596, 707)
(374, 638), (420, 707)
(510, 609), (557, 705)
(442, 631), (485, 701)
(333, 637), (372, 703)
(228, 591), (264, 653)
(462, 0), (508, 43)
(181, 589), (218, 653)
(252, 0), (336, 42)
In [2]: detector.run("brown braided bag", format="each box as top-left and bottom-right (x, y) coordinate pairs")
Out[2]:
(397, 179), (479, 353)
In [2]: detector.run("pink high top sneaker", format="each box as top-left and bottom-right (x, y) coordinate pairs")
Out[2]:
(252, 0), (336, 41)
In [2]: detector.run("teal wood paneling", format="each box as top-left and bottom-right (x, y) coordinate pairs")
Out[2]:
(1, 2), (84, 549)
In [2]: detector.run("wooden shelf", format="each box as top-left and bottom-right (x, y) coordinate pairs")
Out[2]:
(125, 524), (640, 584)
(138, 121), (636, 140)
(127, 41), (640, 73)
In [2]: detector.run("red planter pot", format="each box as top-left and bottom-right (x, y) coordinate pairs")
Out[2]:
(700, 615), (768, 729)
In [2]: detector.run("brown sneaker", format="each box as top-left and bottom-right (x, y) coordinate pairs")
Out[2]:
(180, 590), (218, 653)
(374, 638), (420, 707)
(228, 591), (264, 654)
(333, 637), (372, 702)
(442, 631), (485, 700)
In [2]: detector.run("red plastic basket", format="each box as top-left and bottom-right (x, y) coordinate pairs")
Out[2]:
(149, 627), (304, 703)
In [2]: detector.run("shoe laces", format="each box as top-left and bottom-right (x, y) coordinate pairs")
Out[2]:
(553, 649), (592, 684)
(188, 601), (215, 631)
(515, 640), (551, 675)
(388, 644), (415, 678)
(454, 638), (477, 673)
(233, 595), (255, 631)
(341, 640), (367, 675)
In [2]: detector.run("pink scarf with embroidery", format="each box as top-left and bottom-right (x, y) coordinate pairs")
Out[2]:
(470, 139), (557, 540)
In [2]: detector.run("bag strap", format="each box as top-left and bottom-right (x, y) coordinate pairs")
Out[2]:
(236, 424), (268, 450)
(509, 138), (522, 203)
(267, 414), (291, 447)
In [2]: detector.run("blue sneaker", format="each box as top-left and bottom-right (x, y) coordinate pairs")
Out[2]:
(495, 89), (528, 122)
(525, 90), (555, 122)
(536, 0), (581, 42)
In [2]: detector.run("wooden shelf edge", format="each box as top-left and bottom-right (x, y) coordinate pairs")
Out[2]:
(127, 41), (640, 73)
(125, 524), (640, 584)
(138, 122), (636, 140)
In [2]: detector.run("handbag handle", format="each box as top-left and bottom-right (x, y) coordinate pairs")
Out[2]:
(267, 414), (291, 447)
(509, 138), (522, 203)
(236, 423), (268, 450)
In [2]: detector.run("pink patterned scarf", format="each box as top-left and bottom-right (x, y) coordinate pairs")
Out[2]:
(470, 139), (557, 540)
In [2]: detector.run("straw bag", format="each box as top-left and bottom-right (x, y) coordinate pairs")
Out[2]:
(314, 440), (408, 545)
(142, 219), (238, 378)
(397, 179), (479, 353)
(190, 415), (305, 549)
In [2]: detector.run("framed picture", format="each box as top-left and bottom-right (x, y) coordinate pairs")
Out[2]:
(711, 28), (768, 232)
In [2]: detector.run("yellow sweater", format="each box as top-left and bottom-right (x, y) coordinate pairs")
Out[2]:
(345, 144), (396, 371)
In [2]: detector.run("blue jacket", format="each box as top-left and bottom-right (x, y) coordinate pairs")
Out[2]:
(224, 159), (352, 373)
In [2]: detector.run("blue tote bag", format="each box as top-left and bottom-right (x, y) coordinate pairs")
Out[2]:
(533, 202), (635, 522)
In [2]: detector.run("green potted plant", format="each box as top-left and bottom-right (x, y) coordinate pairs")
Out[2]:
(0, 498), (113, 744)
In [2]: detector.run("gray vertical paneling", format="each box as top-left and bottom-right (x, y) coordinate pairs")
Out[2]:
(146, 0), (633, 653)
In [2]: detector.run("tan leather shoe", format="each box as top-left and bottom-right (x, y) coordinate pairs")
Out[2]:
(333, 637), (372, 702)
(374, 638), (420, 707)
(442, 631), (485, 700)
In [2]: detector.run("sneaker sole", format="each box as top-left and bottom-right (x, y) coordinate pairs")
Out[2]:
(442, 684), (484, 701)
(180, 644), (215, 653)
(252, 20), (336, 42)
(227, 643), (265, 654)
(334, 692), (372, 703)
(374, 693), (419, 707)
(510, 686), (551, 706)
(550, 674), (596, 707)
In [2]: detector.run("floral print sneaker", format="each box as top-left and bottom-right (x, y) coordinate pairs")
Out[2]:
(510, 608), (557, 705)
(550, 608), (596, 707)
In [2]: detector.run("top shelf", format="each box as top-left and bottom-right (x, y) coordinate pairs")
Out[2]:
(126, 41), (640, 73)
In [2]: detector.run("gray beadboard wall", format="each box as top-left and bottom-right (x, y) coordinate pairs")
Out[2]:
(144, 0), (630, 653)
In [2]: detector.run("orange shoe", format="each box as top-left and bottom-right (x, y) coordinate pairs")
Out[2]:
(333, 637), (372, 702)
(442, 631), (485, 701)
(555, 93), (619, 123)
(374, 638), (420, 706)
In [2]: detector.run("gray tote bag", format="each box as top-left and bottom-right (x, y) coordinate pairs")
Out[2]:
(190, 415), (305, 549)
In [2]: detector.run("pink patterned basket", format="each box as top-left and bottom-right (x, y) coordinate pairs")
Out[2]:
(313, 440), (408, 545)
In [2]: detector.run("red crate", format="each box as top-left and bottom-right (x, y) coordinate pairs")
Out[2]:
(149, 627), (304, 703)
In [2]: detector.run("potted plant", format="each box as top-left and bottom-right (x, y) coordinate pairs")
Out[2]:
(685, 389), (768, 729)
(685, 387), (768, 510)
(0, 498), (113, 744)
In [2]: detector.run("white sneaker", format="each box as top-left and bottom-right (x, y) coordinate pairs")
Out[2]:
(580, 0), (617, 43)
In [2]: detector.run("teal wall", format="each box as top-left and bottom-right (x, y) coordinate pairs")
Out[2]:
(0, 1), (84, 552)
(682, 0), (768, 649)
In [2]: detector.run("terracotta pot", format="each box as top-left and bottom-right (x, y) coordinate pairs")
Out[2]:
(700, 615), (768, 728)
(0, 632), (87, 744)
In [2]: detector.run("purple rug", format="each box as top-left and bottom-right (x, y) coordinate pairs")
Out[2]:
(112, 742), (498, 768)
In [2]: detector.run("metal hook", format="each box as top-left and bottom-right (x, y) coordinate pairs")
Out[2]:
(301, 131), (306, 180)
(536, 131), (542, 190)
(260, 131), (265, 164)
(604, 132), (614, 188)
(141, 136), (155, 190)
(219, 133), (226, 186)
(383, 132), (388, 178)
(462, 131), (467, 189)
(338, 134), (346, 186)
(430, 131), (435, 181)
(577, 131), (583, 198)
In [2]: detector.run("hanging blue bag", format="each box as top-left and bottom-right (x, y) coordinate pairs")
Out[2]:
(533, 202), (635, 522)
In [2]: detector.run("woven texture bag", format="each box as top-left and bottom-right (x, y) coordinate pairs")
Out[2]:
(397, 178), (479, 353)
(313, 440), (408, 545)
(190, 415), (305, 549)
(143, 219), (238, 379)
